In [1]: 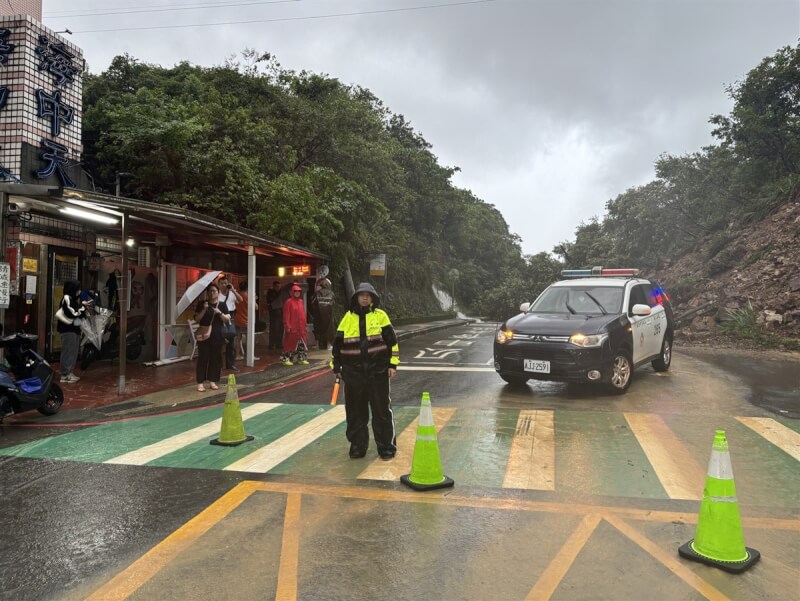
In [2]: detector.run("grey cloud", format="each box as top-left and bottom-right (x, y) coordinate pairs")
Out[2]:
(45, 0), (800, 255)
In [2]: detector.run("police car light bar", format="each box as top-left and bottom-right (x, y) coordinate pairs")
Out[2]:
(560, 267), (640, 278)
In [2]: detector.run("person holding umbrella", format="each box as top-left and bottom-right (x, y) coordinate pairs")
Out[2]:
(193, 283), (232, 392)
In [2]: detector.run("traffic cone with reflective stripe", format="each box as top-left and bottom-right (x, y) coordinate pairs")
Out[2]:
(210, 374), (254, 447)
(678, 430), (760, 573)
(401, 392), (454, 491)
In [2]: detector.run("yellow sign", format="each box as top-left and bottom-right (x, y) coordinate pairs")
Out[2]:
(22, 257), (38, 273)
(292, 265), (310, 276)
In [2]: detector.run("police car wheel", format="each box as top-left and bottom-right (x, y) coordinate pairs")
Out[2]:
(607, 352), (632, 394)
(651, 335), (672, 372)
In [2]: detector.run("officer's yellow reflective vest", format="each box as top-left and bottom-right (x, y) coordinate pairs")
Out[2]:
(332, 307), (399, 374)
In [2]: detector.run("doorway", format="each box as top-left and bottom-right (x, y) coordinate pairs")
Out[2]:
(46, 247), (82, 361)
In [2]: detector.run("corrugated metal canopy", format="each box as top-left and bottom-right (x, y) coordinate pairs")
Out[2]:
(0, 184), (328, 260)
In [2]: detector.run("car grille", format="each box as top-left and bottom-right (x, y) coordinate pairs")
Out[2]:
(511, 333), (570, 343)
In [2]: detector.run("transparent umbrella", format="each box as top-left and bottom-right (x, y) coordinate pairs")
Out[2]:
(175, 270), (222, 316)
(80, 307), (113, 351)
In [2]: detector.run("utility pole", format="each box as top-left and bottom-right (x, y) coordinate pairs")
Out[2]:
(448, 268), (459, 314)
(115, 172), (133, 197)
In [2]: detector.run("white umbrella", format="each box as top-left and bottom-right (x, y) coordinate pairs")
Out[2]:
(175, 270), (222, 316)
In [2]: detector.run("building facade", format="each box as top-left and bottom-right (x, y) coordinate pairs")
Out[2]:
(0, 1), (41, 21)
(0, 5), (328, 391)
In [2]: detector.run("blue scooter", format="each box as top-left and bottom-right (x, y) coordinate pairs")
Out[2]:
(0, 329), (64, 422)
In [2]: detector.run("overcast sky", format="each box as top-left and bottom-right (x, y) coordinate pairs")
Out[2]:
(42, 0), (799, 256)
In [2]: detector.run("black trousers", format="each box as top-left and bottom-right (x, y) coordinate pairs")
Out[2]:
(343, 374), (396, 454)
(196, 340), (222, 384)
(268, 309), (283, 348)
(224, 336), (236, 368)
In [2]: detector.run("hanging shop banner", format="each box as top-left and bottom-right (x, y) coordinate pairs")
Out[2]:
(0, 262), (10, 308)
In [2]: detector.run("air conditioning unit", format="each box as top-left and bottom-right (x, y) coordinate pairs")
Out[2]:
(138, 246), (152, 267)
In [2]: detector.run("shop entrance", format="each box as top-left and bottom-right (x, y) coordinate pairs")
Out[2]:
(46, 247), (82, 362)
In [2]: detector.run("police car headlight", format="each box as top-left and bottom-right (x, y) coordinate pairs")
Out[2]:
(496, 329), (514, 344)
(569, 333), (608, 348)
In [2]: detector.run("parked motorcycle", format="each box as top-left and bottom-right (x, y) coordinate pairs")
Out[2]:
(0, 330), (64, 421)
(79, 307), (146, 371)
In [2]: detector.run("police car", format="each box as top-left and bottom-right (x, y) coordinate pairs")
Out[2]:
(493, 268), (674, 393)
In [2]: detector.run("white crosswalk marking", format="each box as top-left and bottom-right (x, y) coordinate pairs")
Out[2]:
(104, 403), (280, 466)
(357, 407), (457, 481)
(736, 417), (800, 461)
(400, 366), (494, 372)
(624, 413), (704, 500)
(503, 410), (555, 490)
(223, 405), (347, 473)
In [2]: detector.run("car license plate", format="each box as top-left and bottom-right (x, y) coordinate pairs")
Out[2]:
(524, 359), (550, 373)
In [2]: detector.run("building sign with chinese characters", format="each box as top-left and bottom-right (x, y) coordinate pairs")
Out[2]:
(0, 15), (83, 186)
(0, 262), (10, 308)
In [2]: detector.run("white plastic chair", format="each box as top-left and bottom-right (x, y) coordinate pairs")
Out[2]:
(187, 320), (200, 360)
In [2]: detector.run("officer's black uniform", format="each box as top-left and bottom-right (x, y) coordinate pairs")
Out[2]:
(331, 283), (400, 459)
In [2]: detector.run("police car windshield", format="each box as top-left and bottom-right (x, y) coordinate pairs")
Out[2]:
(530, 286), (623, 315)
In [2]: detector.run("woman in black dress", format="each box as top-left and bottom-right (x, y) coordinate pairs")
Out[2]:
(193, 283), (232, 392)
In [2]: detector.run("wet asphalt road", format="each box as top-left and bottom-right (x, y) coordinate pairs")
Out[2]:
(679, 347), (800, 419)
(0, 323), (798, 601)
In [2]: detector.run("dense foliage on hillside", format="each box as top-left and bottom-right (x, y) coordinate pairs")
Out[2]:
(82, 43), (798, 323)
(82, 50), (525, 318)
(555, 43), (799, 276)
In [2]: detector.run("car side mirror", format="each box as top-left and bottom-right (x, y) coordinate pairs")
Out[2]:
(631, 304), (652, 316)
(520, 302), (531, 313)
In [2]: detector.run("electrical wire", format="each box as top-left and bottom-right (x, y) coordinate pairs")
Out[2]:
(68, 0), (498, 34)
(46, 0), (301, 19)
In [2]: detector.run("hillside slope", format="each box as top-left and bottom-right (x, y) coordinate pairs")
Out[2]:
(653, 201), (800, 350)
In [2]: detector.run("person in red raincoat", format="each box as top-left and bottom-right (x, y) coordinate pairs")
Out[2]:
(281, 284), (308, 366)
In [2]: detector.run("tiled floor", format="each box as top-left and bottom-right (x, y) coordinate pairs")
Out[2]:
(54, 344), (287, 410)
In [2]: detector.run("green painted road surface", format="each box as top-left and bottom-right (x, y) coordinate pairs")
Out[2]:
(2, 403), (798, 506)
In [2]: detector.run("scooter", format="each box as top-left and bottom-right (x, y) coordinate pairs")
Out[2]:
(79, 308), (146, 371)
(0, 329), (64, 422)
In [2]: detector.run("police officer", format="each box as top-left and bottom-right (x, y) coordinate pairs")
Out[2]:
(331, 283), (399, 460)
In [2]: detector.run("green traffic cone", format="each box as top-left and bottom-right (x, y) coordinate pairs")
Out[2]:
(401, 392), (454, 491)
(678, 430), (760, 573)
(210, 374), (254, 447)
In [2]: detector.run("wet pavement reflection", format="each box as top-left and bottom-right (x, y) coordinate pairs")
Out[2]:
(680, 348), (800, 418)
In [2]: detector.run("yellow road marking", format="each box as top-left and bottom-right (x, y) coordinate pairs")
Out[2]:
(525, 514), (601, 600)
(84, 480), (260, 601)
(605, 516), (732, 601)
(86, 480), (799, 600)
(625, 413), (705, 500)
(276, 493), (302, 601)
(736, 417), (800, 462)
(357, 407), (456, 481)
(246, 481), (800, 530)
(223, 405), (346, 472)
(504, 410), (555, 491)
